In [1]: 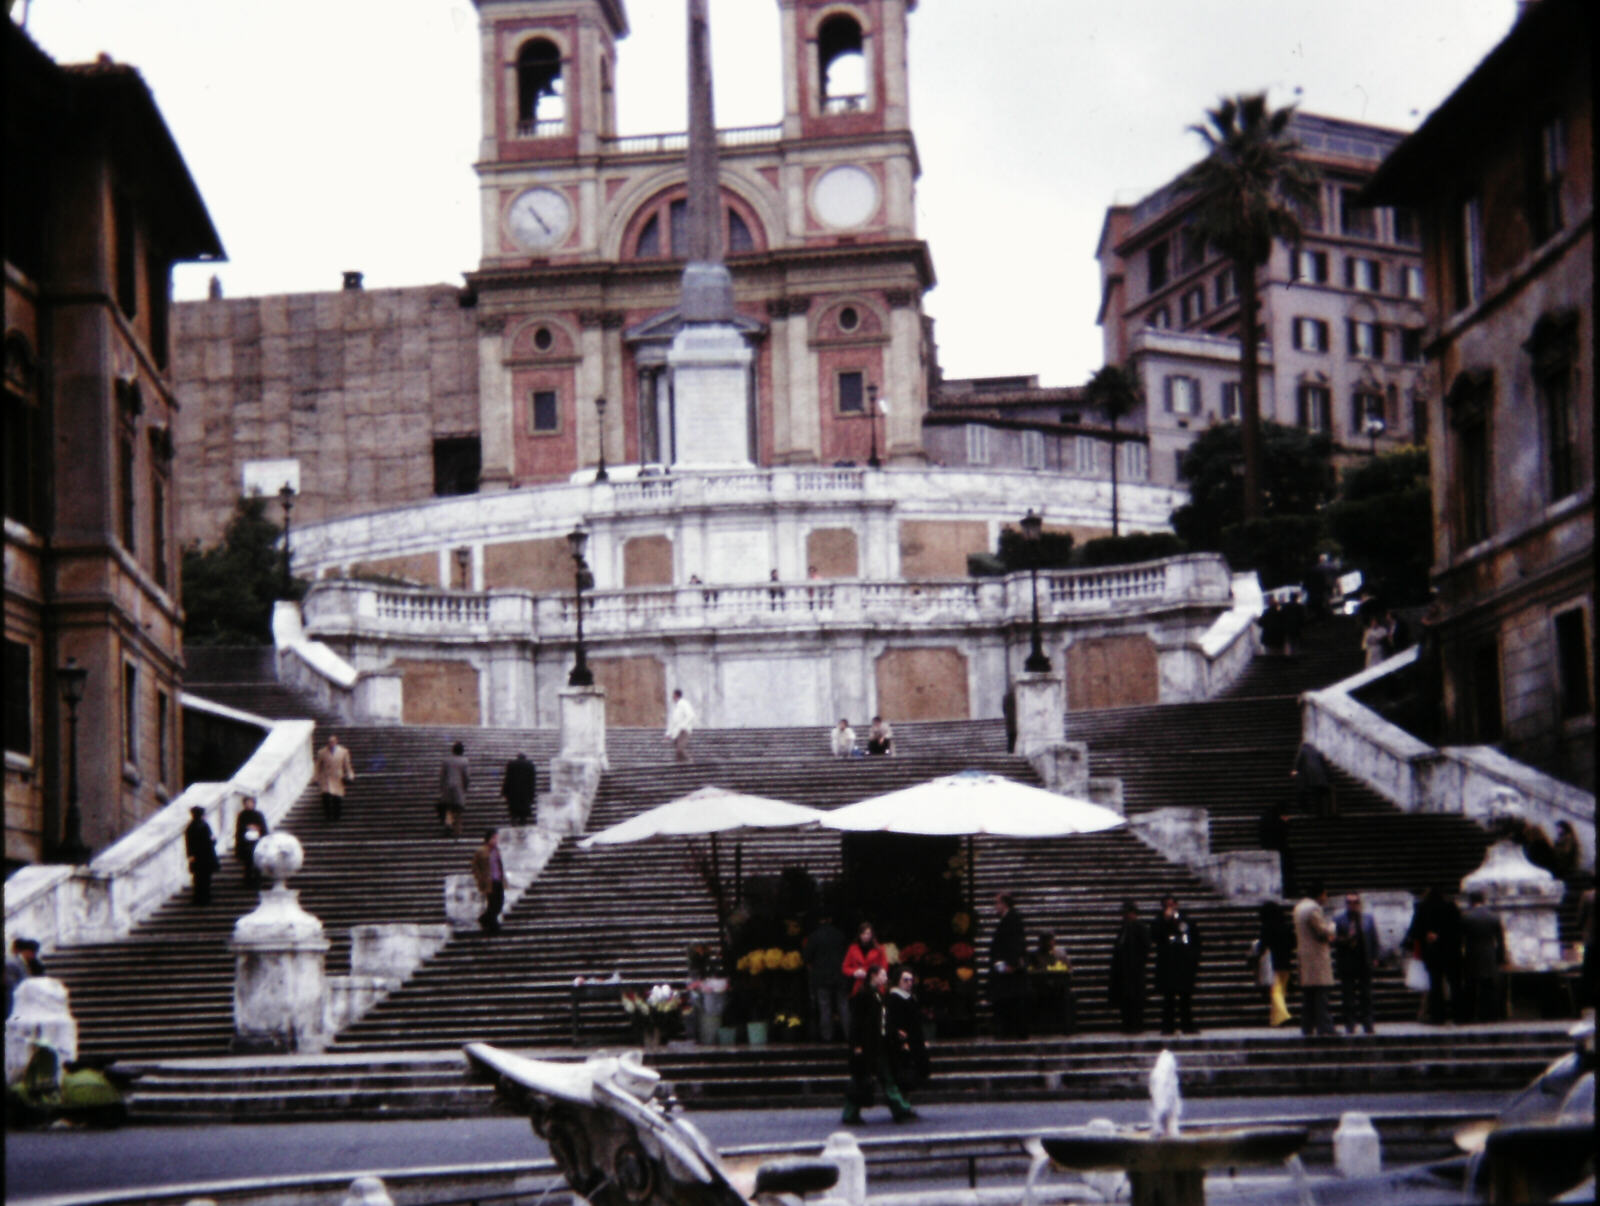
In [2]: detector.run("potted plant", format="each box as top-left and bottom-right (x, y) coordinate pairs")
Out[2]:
(620, 984), (685, 1048)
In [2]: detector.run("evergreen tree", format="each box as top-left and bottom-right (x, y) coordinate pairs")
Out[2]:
(181, 496), (299, 645)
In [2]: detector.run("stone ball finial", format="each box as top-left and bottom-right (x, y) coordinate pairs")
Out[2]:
(253, 832), (304, 887)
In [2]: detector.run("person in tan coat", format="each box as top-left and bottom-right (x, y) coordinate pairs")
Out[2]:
(1294, 879), (1338, 1037)
(313, 734), (355, 821)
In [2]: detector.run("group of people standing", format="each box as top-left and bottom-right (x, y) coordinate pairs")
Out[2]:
(183, 795), (269, 904)
(1108, 895), (1205, 1036)
(1285, 882), (1381, 1037)
(1403, 884), (1512, 1025)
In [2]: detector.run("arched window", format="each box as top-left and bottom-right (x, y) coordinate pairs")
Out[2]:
(517, 39), (564, 135)
(819, 15), (866, 114)
(629, 194), (763, 259)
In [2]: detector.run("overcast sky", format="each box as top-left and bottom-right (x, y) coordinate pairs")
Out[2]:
(23, 0), (1515, 386)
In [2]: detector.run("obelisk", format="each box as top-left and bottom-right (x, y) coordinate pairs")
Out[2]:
(667, 0), (754, 466)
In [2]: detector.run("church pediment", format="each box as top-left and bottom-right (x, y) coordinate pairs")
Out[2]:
(623, 306), (766, 346)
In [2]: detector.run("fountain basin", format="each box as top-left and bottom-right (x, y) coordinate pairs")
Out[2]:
(1041, 1125), (1308, 1206)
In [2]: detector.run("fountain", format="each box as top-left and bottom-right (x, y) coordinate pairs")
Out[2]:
(1036, 1050), (1307, 1206)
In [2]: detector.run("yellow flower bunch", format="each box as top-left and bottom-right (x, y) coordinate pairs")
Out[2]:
(955, 966), (975, 982)
(952, 912), (972, 935)
(781, 950), (804, 972)
(764, 947), (786, 969)
(736, 951), (764, 975)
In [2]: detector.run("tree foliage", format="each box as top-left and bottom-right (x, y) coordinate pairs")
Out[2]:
(1170, 421), (1335, 547)
(181, 496), (299, 646)
(1084, 364), (1143, 537)
(1175, 93), (1319, 523)
(1325, 448), (1433, 606)
(996, 527), (1076, 572)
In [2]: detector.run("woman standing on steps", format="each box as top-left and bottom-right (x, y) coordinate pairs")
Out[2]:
(1252, 899), (1295, 1027)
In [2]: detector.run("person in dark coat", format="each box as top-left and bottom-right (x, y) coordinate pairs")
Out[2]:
(439, 742), (470, 838)
(1290, 742), (1336, 817)
(1257, 801), (1296, 897)
(1460, 890), (1507, 1022)
(500, 753), (537, 825)
(842, 966), (916, 1124)
(1333, 892), (1380, 1035)
(184, 806), (220, 906)
(233, 797), (269, 888)
(1108, 899), (1149, 1034)
(1406, 884), (1463, 1024)
(1151, 894), (1202, 1035)
(804, 913), (850, 1042)
(987, 892), (1030, 1038)
(885, 968), (930, 1092)
(1259, 597), (1285, 657)
(1254, 899), (1295, 1028)
(1282, 593), (1305, 657)
(1001, 688), (1017, 754)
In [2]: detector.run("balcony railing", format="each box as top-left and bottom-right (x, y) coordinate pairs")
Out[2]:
(516, 118), (566, 139)
(302, 555), (1229, 646)
(604, 123), (783, 156)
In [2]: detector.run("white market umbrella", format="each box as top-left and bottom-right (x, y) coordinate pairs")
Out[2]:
(820, 770), (1124, 837)
(579, 787), (827, 969)
(578, 787), (826, 847)
(821, 770), (1124, 908)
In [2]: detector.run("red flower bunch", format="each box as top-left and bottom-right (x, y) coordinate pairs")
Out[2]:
(899, 941), (929, 963)
(949, 941), (975, 962)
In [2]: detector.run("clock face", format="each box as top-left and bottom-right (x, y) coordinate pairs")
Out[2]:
(812, 165), (879, 230)
(507, 187), (572, 251)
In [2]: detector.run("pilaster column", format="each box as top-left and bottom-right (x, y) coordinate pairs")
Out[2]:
(477, 316), (514, 489)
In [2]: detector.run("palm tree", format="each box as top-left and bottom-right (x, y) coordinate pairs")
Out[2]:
(1176, 94), (1318, 522)
(1083, 364), (1142, 537)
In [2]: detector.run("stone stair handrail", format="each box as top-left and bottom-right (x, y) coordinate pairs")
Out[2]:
(4, 716), (315, 955)
(1302, 650), (1594, 872)
(272, 601), (402, 724)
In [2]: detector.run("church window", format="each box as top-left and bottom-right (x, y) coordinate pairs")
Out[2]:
(4, 639), (30, 759)
(1291, 317), (1329, 353)
(1221, 381), (1241, 421)
(1147, 241), (1170, 292)
(728, 209), (754, 253)
(1345, 257), (1382, 293)
(1527, 115), (1566, 245)
(1392, 207), (1420, 247)
(1351, 389), (1384, 436)
(533, 326), (554, 352)
(516, 39), (565, 135)
(1347, 320), (1383, 360)
(1339, 187), (1377, 240)
(1214, 267), (1236, 306)
(1553, 606), (1593, 721)
(818, 14), (867, 114)
(1296, 383), (1331, 432)
(123, 661), (139, 767)
(837, 306), (859, 333)
(670, 199), (689, 256)
(1163, 375), (1199, 416)
(1446, 371), (1492, 546)
(965, 424), (990, 465)
(432, 436), (480, 496)
(530, 389), (560, 433)
(4, 333), (40, 530)
(837, 370), (865, 414)
(1293, 250), (1328, 284)
(1527, 311), (1581, 502)
(1022, 430), (1045, 470)
(635, 214), (660, 258)
(1451, 196), (1484, 312)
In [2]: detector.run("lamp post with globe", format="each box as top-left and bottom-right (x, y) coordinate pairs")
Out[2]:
(567, 528), (595, 687)
(1020, 509), (1052, 673)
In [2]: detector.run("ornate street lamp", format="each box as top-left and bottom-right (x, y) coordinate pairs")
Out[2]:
(594, 396), (609, 483)
(567, 527), (595, 687)
(277, 482), (296, 599)
(55, 658), (90, 864)
(1363, 414), (1387, 458)
(866, 384), (882, 470)
(1020, 509), (1052, 673)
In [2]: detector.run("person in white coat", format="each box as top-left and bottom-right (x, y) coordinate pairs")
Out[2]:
(665, 690), (696, 762)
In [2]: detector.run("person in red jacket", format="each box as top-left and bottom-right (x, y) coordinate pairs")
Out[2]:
(842, 920), (888, 996)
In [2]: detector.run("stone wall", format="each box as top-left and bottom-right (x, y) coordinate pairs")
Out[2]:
(172, 285), (480, 549)
(875, 647), (971, 721)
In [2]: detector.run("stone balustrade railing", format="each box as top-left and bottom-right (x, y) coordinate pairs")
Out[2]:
(302, 554), (1230, 644)
(4, 714), (315, 954)
(1303, 650), (1594, 872)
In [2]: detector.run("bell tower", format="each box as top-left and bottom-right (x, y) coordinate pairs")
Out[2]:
(778, 0), (915, 141)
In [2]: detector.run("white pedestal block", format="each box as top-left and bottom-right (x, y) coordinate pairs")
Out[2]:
(1461, 840), (1567, 969)
(1334, 1111), (1382, 1177)
(668, 324), (754, 468)
(559, 684), (608, 766)
(5, 978), (77, 1086)
(1014, 673), (1064, 759)
(231, 886), (330, 1052)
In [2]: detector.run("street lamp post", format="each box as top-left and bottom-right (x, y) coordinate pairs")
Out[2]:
(56, 658), (90, 864)
(1363, 415), (1387, 458)
(866, 384), (882, 470)
(567, 528), (595, 687)
(277, 482), (296, 599)
(1020, 509), (1052, 673)
(594, 396), (609, 483)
